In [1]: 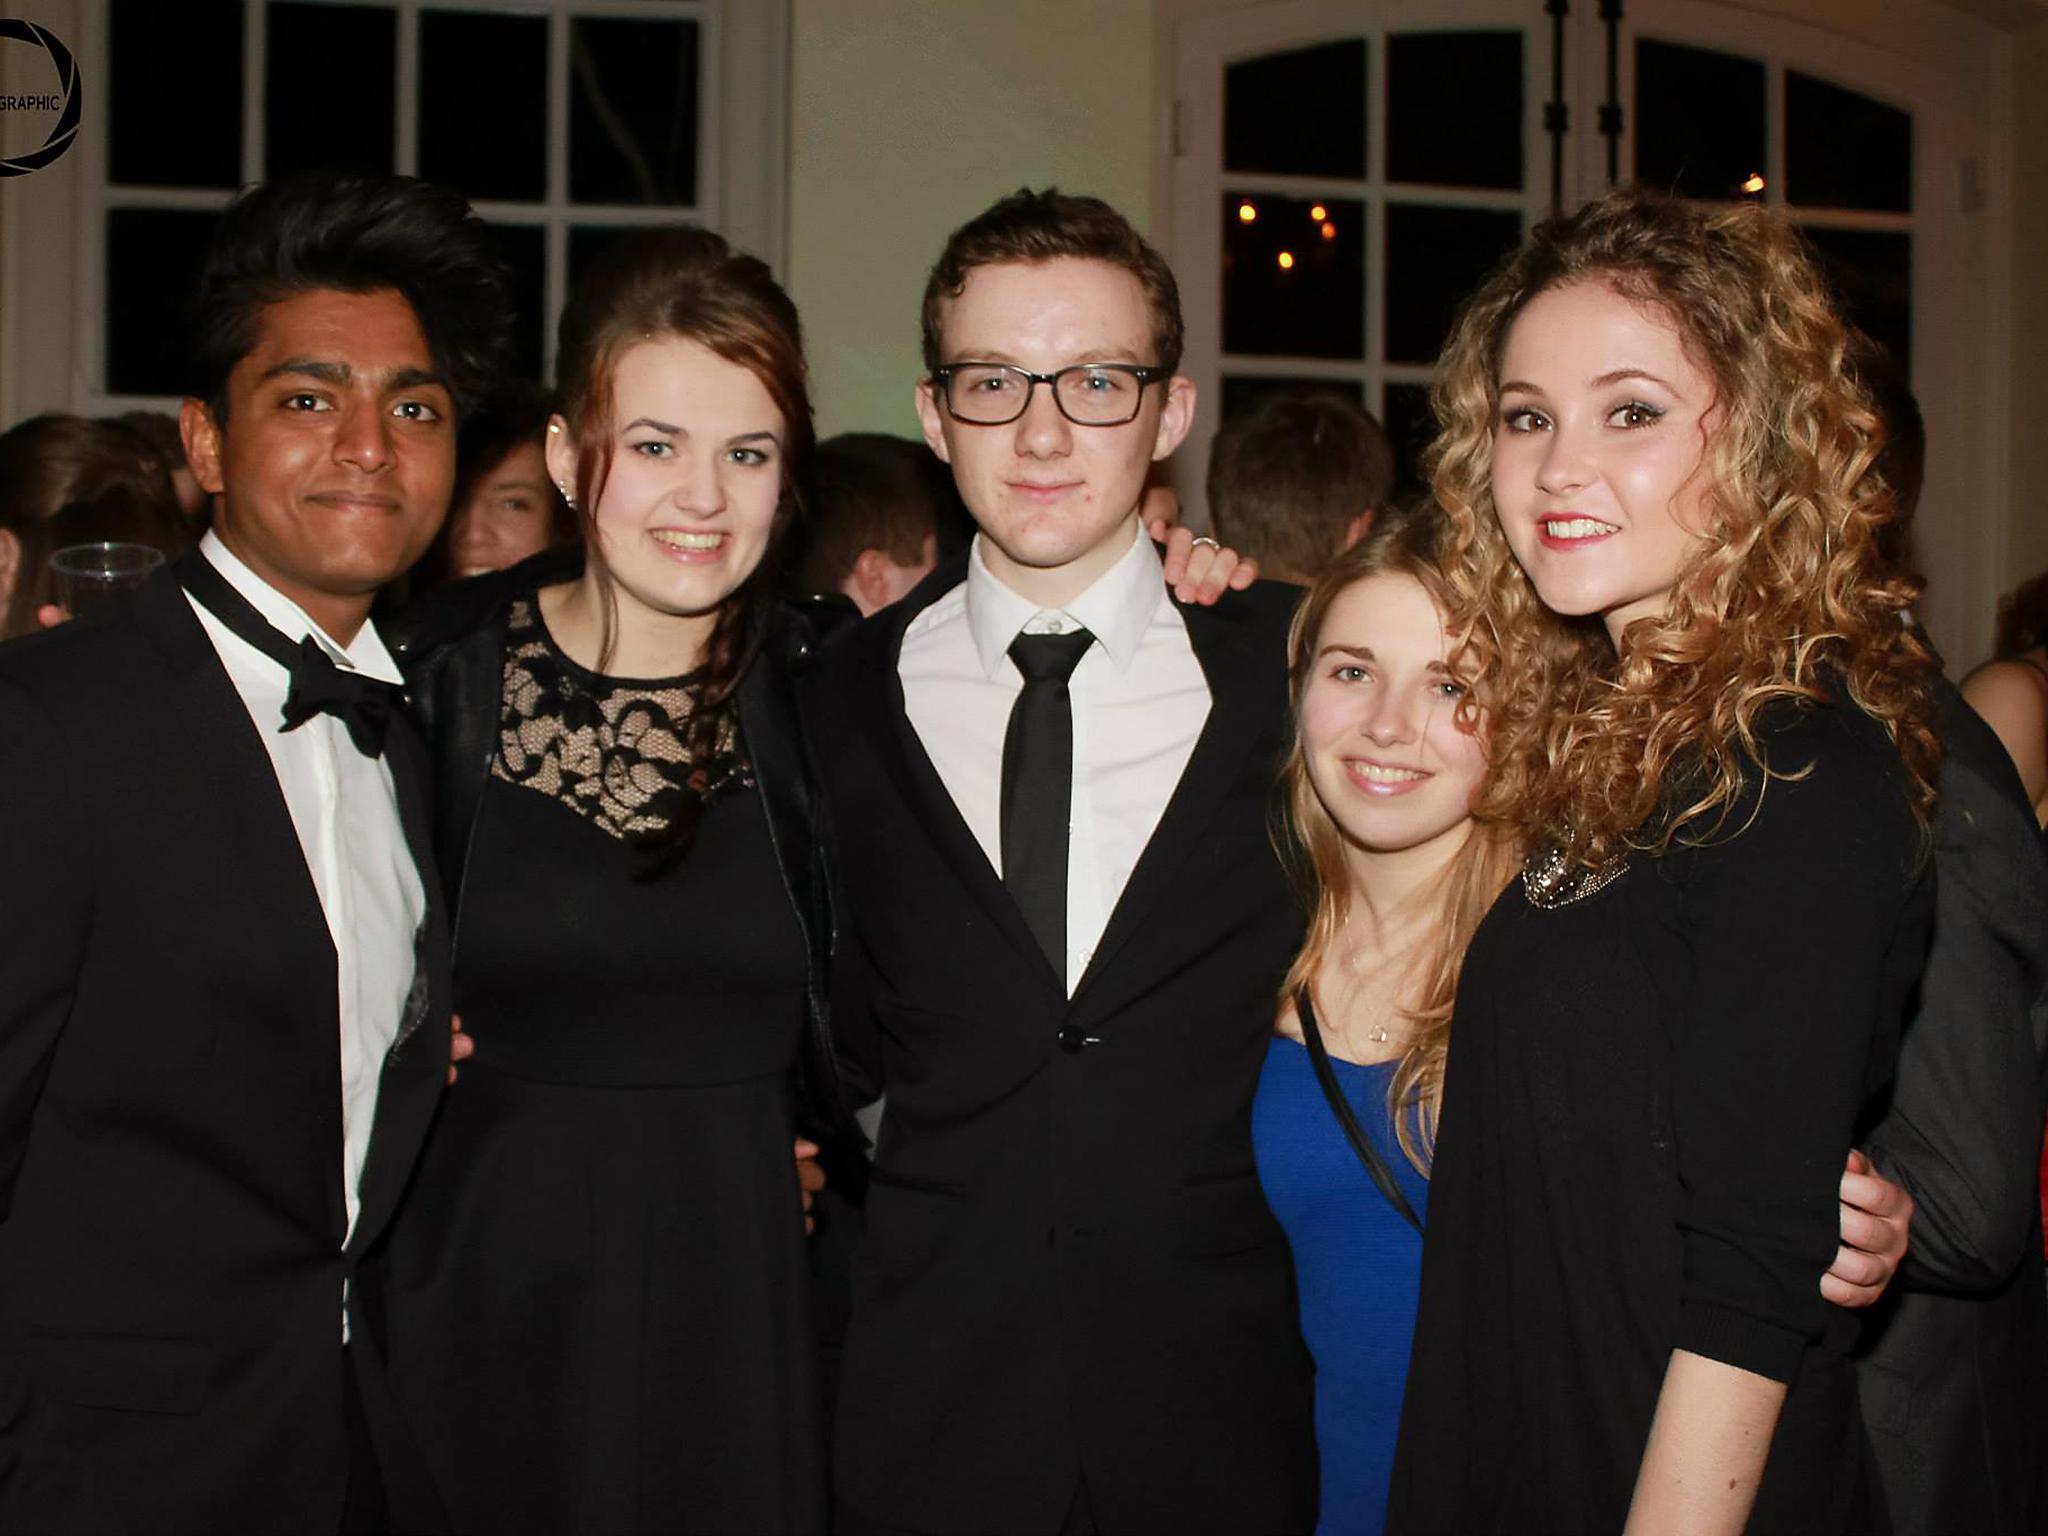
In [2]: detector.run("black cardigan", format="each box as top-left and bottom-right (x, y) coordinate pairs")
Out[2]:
(387, 548), (863, 1151)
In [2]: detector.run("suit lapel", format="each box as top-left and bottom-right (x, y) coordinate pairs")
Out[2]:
(868, 562), (1058, 980)
(347, 710), (449, 1258)
(1070, 594), (1284, 1005)
(132, 570), (348, 1242)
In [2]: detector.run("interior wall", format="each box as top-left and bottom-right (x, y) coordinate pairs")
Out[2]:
(784, 0), (1153, 440)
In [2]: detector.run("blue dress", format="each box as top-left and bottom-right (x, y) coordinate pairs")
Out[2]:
(1253, 1034), (1429, 1536)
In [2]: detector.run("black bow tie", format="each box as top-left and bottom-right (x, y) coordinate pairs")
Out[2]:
(176, 552), (398, 758)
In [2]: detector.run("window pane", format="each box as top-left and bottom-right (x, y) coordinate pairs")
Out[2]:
(569, 17), (700, 206)
(1386, 32), (1523, 190)
(1786, 73), (1911, 214)
(266, 2), (396, 180)
(1225, 39), (1366, 179)
(1634, 39), (1765, 201)
(106, 209), (220, 397)
(1223, 194), (1364, 361)
(482, 224), (546, 385)
(1802, 227), (1911, 372)
(1384, 204), (1520, 366)
(1219, 374), (1365, 429)
(420, 10), (547, 204)
(110, 0), (241, 187)
(1381, 382), (1437, 500)
(569, 225), (637, 295)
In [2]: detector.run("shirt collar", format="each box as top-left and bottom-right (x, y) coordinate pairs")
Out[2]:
(963, 522), (1164, 680)
(199, 529), (404, 685)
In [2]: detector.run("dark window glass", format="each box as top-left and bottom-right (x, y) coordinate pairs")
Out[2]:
(569, 18), (700, 205)
(266, 3), (395, 179)
(1802, 227), (1912, 372)
(106, 208), (220, 397)
(1634, 39), (1765, 200)
(1786, 72), (1912, 213)
(1381, 382), (1437, 499)
(1219, 374), (1365, 429)
(1224, 39), (1366, 179)
(1384, 204), (1520, 366)
(1386, 32), (1522, 190)
(569, 225), (638, 294)
(420, 10), (547, 204)
(482, 223), (546, 385)
(109, 0), (241, 187)
(1223, 194), (1364, 360)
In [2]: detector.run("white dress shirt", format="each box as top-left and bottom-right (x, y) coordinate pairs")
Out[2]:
(900, 525), (1211, 995)
(185, 532), (425, 1257)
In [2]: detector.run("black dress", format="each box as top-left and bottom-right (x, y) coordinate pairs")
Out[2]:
(1387, 698), (1933, 1536)
(379, 598), (825, 1534)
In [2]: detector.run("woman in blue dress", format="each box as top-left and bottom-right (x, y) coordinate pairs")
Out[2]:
(1252, 505), (1518, 1536)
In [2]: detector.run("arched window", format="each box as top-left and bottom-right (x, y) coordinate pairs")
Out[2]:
(1167, 0), (2003, 664)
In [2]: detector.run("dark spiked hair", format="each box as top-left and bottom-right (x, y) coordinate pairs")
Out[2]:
(188, 171), (511, 423)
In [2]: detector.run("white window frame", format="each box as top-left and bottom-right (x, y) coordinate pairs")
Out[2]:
(1168, 0), (1559, 531)
(0, 0), (787, 421)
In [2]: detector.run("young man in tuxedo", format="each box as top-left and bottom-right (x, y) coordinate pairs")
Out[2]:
(0, 171), (506, 1533)
(805, 189), (1318, 1536)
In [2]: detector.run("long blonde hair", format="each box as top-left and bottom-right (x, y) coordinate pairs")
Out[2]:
(1276, 508), (1518, 1173)
(1429, 190), (1939, 867)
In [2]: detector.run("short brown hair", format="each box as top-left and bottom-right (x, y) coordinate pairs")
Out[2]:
(1206, 388), (1394, 583)
(921, 188), (1183, 374)
(795, 433), (956, 595)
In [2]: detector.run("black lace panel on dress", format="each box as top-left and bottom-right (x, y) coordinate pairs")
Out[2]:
(493, 598), (743, 840)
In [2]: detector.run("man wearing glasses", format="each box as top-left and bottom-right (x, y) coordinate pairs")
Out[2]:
(805, 189), (1317, 1535)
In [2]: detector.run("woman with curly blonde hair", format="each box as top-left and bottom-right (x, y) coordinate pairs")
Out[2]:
(1385, 190), (1939, 1536)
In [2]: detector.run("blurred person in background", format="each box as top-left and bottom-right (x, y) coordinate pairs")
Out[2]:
(118, 408), (211, 521)
(417, 383), (576, 588)
(1207, 387), (1394, 586)
(791, 431), (954, 614)
(0, 412), (189, 638)
(1964, 571), (2048, 828)
(1842, 338), (2048, 1536)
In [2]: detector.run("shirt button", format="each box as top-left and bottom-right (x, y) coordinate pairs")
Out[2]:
(1044, 618), (1064, 634)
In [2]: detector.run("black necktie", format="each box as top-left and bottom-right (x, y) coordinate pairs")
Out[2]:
(176, 553), (396, 758)
(1001, 626), (1094, 973)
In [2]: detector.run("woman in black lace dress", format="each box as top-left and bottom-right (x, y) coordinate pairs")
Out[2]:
(1384, 193), (1943, 1535)
(371, 228), (860, 1535)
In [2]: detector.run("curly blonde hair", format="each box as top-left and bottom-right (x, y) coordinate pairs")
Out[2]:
(1427, 189), (1939, 866)
(1276, 508), (1519, 1172)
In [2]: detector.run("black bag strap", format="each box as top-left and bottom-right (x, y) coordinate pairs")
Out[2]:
(1294, 985), (1424, 1234)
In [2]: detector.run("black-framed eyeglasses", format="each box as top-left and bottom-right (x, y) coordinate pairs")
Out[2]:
(932, 362), (1169, 426)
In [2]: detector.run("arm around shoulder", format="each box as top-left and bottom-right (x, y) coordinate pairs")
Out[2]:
(1862, 708), (2048, 1290)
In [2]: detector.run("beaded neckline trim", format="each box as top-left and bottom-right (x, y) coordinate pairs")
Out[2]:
(1521, 844), (1630, 909)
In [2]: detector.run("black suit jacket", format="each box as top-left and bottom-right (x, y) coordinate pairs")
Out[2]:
(1855, 676), (2048, 1535)
(0, 568), (449, 1534)
(803, 556), (1317, 1535)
